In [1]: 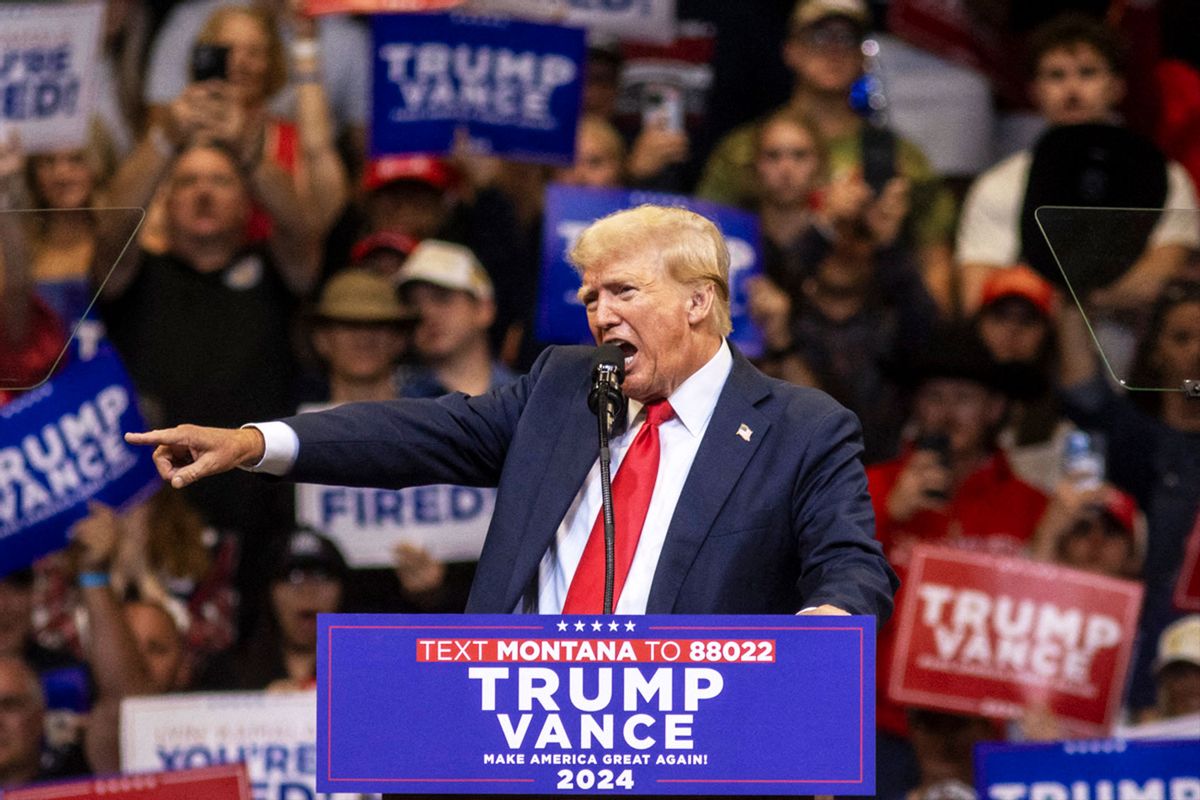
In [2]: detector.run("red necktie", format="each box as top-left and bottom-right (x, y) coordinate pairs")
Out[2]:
(562, 400), (676, 613)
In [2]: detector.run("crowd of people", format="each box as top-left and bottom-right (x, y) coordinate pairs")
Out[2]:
(1, 0), (1199, 796)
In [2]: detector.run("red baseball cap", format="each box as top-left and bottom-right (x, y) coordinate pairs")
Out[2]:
(1101, 489), (1139, 538)
(350, 231), (419, 265)
(363, 155), (457, 193)
(980, 265), (1056, 318)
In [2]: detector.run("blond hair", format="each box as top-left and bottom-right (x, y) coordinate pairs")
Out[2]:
(196, 5), (287, 100)
(568, 204), (732, 336)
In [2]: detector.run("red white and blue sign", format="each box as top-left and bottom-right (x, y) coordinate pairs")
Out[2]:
(535, 185), (764, 357)
(0, 344), (159, 577)
(975, 739), (1200, 800)
(370, 13), (586, 164)
(318, 613), (875, 795)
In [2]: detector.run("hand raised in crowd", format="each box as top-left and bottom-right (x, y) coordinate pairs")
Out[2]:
(885, 448), (951, 523)
(818, 171), (874, 233)
(281, 0), (317, 40)
(393, 542), (447, 595)
(164, 84), (219, 148)
(450, 126), (502, 193)
(0, 127), (22, 183)
(1021, 703), (1064, 741)
(746, 276), (793, 353)
(863, 176), (910, 247)
(125, 425), (266, 489)
(70, 501), (120, 574)
(627, 121), (689, 181)
(1031, 478), (1114, 561)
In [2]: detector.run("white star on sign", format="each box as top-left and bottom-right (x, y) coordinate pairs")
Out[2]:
(609, 621), (620, 631)
(557, 620), (568, 631)
(625, 621), (636, 631)
(574, 620), (586, 631)
(592, 621), (603, 631)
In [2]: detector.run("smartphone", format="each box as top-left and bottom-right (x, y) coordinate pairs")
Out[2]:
(915, 433), (951, 502)
(861, 124), (896, 196)
(191, 44), (229, 82)
(641, 84), (684, 132)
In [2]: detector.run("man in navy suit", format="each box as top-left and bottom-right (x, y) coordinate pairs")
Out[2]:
(128, 205), (897, 618)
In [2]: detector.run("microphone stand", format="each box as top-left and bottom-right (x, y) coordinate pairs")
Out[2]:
(597, 390), (617, 615)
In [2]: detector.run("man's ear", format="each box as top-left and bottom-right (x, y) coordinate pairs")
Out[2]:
(686, 282), (716, 327)
(985, 393), (1008, 428)
(1108, 75), (1127, 109)
(782, 36), (804, 74)
(312, 327), (332, 360)
(475, 298), (497, 330)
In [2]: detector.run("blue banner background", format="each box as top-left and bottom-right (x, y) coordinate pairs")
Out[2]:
(535, 185), (764, 357)
(318, 613), (874, 795)
(975, 739), (1200, 800)
(371, 14), (586, 164)
(0, 345), (159, 576)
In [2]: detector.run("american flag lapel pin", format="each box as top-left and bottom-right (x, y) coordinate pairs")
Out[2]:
(736, 423), (753, 442)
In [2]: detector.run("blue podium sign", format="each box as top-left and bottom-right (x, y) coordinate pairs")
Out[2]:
(318, 614), (874, 795)
(976, 739), (1200, 800)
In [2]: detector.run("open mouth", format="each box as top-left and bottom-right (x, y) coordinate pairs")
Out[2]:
(606, 338), (638, 371)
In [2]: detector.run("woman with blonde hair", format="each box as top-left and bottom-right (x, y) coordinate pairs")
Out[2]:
(110, 3), (348, 251)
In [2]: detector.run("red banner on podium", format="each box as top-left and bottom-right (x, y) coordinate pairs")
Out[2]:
(888, 545), (1143, 734)
(1174, 514), (1200, 612)
(4, 765), (250, 800)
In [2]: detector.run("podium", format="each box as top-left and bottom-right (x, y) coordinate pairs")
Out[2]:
(317, 613), (876, 796)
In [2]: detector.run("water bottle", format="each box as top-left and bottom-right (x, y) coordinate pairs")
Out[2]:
(1062, 431), (1105, 491)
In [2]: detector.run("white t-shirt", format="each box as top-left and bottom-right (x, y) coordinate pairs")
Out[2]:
(956, 149), (1200, 266)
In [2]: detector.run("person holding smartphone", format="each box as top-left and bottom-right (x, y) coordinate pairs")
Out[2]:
(864, 323), (1050, 799)
(111, 4), (347, 254)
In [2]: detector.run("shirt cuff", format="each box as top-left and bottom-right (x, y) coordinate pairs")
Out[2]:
(240, 421), (299, 475)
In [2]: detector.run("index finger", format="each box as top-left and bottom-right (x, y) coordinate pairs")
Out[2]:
(125, 428), (187, 447)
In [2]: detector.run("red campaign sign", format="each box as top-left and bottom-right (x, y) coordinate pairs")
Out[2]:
(1173, 514), (1200, 612)
(304, 0), (463, 14)
(888, 545), (1143, 735)
(4, 765), (250, 800)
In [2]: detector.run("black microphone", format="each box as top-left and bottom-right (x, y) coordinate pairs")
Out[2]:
(587, 343), (625, 614)
(588, 343), (626, 431)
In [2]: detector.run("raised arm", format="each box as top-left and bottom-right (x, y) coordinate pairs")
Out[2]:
(287, 11), (350, 239)
(69, 504), (156, 773)
(93, 88), (211, 299)
(0, 132), (33, 347)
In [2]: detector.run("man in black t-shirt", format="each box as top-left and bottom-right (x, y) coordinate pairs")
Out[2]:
(99, 142), (317, 428)
(95, 142), (319, 624)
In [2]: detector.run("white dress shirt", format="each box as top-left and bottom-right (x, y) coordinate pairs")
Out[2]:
(249, 342), (733, 614)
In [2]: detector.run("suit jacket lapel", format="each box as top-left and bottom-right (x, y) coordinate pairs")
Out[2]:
(646, 352), (773, 613)
(501, 375), (598, 608)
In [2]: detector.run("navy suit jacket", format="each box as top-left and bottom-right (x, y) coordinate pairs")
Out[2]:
(282, 345), (898, 618)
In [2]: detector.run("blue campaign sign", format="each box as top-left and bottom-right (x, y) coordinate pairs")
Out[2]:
(0, 345), (159, 576)
(535, 185), (764, 357)
(371, 13), (586, 164)
(318, 613), (875, 795)
(976, 739), (1200, 800)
